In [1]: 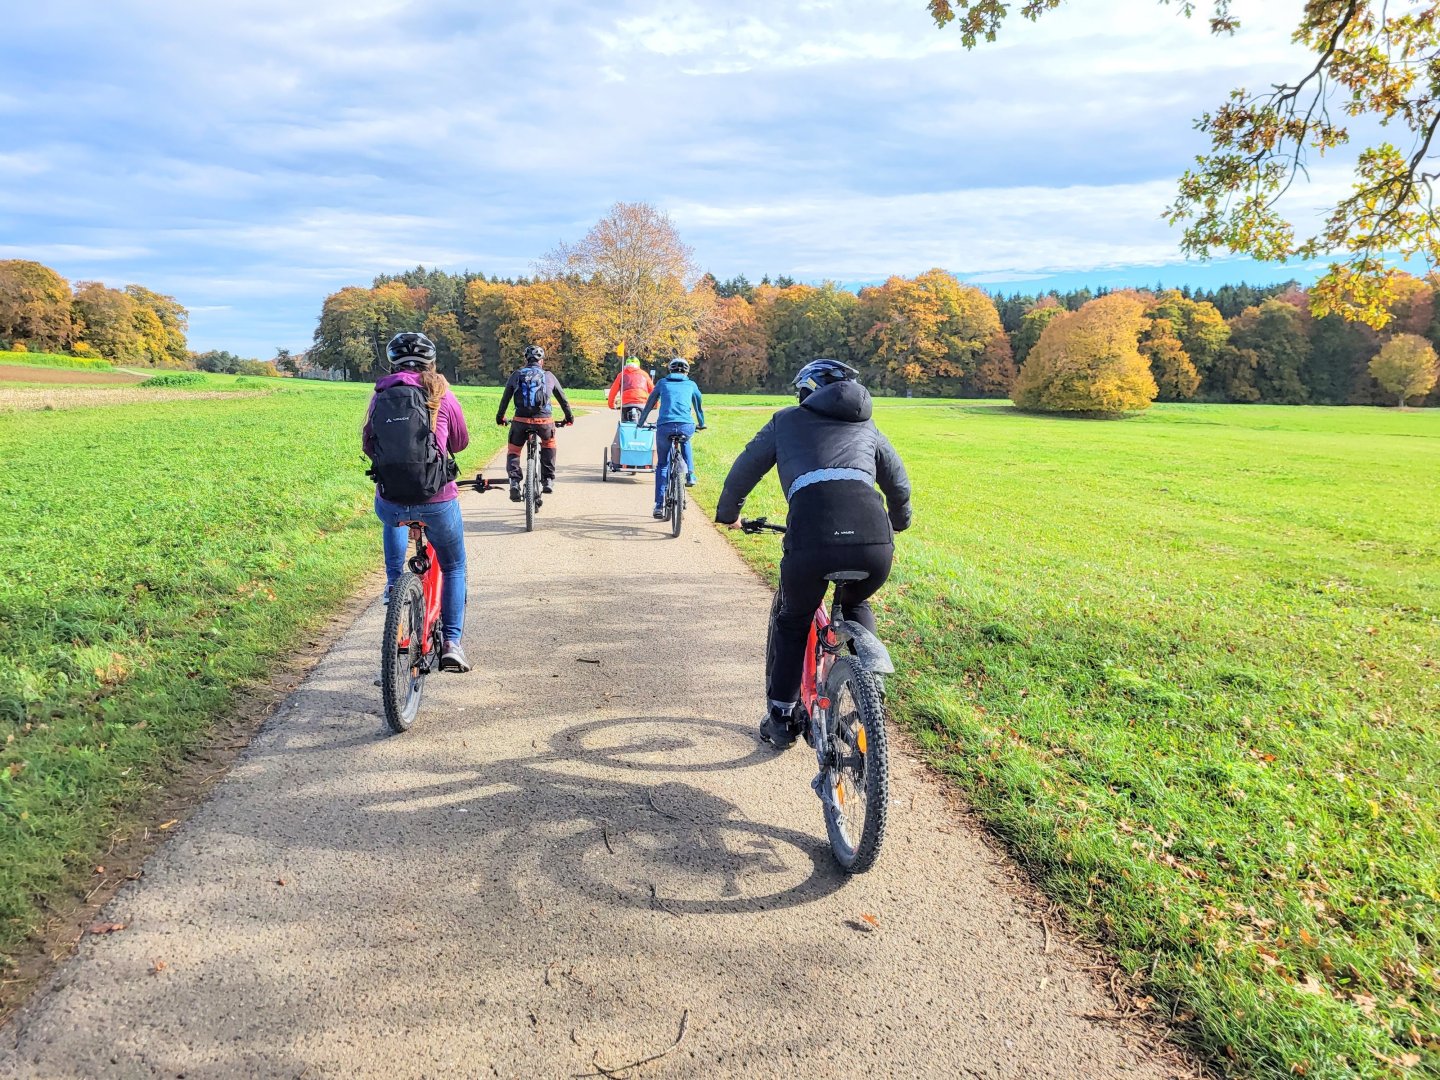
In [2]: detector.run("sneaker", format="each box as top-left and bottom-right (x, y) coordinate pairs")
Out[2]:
(685, 474), (697, 487)
(508, 481), (522, 503)
(760, 704), (803, 750)
(541, 479), (554, 495)
(652, 505), (665, 519)
(439, 641), (472, 673)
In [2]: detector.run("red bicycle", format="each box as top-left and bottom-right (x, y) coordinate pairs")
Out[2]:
(741, 517), (894, 873)
(379, 477), (505, 734)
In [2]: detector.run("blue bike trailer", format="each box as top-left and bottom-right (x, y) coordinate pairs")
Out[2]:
(603, 420), (657, 479)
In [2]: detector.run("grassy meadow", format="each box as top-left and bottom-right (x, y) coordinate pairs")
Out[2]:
(695, 401), (1439, 1079)
(0, 376), (503, 964)
(2, 374), (1436, 1078)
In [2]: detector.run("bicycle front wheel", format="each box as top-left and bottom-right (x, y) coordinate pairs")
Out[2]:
(381, 573), (426, 734)
(819, 655), (890, 872)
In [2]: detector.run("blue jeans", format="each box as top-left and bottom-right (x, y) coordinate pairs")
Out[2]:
(654, 422), (695, 506)
(374, 495), (467, 643)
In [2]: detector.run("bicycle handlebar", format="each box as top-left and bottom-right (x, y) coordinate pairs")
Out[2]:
(740, 517), (787, 534)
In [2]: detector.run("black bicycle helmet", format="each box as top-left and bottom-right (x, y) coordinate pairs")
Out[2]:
(793, 358), (858, 399)
(524, 344), (545, 364)
(668, 357), (690, 374)
(386, 331), (437, 367)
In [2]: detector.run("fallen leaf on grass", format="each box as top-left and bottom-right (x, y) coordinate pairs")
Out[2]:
(157, 819), (178, 831)
(88, 922), (126, 935)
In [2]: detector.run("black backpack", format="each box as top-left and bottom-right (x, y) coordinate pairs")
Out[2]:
(514, 364), (550, 413)
(366, 383), (457, 504)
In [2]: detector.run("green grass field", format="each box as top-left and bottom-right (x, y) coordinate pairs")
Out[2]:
(0, 380), (502, 964)
(694, 401), (1439, 1079)
(3, 380), (1436, 1076)
(0, 349), (115, 371)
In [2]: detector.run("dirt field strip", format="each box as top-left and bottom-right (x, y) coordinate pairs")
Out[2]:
(1, 411), (1191, 1079)
(0, 364), (144, 385)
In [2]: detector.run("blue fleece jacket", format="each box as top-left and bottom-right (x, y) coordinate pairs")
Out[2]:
(637, 374), (705, 428)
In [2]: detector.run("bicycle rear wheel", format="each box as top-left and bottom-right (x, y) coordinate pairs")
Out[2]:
(524, 439), (537, 531)
(381, 573), (426, 734)
(819, 655), (890, 872)
(668, 447), (683, 537)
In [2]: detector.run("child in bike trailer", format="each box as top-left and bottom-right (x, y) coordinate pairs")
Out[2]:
(606, 357), (654, 423)
(715, 359), (912, 749)
(635, 357), (706, 519)
(363, 331), (473, 673)
(495, 344), (576, 501)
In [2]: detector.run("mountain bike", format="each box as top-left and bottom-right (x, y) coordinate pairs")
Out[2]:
(500, 418), (569, 532)
(740, 517), (895, 873)
(379, 477), (504, 734)
(662, 431), (689, 537)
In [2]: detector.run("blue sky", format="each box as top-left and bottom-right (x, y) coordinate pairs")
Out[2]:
(3, 0), (1332, 355)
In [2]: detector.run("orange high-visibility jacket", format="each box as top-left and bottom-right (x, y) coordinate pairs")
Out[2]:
(607, 366), (654, 408)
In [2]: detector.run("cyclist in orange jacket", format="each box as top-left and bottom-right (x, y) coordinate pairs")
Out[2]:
(606, 358), (654, 423)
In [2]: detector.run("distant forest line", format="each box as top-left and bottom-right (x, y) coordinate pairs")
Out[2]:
(308, 265), (1440, 407)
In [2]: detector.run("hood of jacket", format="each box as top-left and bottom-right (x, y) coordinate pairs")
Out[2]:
(374, 370), (425, 392)
(801, 380), (872, 422)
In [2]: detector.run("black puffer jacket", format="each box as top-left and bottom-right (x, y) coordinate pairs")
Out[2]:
(716, 381), (912, 549)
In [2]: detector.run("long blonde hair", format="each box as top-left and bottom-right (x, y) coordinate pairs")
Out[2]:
(420, 369), (449, 429)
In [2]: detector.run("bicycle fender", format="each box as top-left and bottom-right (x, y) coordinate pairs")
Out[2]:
(832, 620), (895, 675)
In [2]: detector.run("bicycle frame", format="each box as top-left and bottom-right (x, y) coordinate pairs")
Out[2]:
(400, 523), (443, 659)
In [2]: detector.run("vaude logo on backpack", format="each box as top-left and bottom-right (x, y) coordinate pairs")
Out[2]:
(366, 384), (457, 503)
(514, 364), (550, 413)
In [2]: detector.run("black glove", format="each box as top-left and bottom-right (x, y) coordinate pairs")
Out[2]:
(496, 417), (507, 426)
(889, 503), (912, 533)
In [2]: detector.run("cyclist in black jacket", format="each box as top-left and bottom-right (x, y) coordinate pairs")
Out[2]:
(715, 360), (912, 749)
(495, 345), (575, 501)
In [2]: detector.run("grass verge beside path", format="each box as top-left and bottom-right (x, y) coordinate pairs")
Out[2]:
(0, 350), (115, 371)
(0, 382), (501, 968)
(694, 401), (1439, 1080)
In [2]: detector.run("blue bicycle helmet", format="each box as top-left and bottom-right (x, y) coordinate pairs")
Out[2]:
(793, 358), (858, 400)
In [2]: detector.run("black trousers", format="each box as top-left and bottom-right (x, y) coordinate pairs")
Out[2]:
(619, 405), (642, 423)
(767, 542), (893, 704)
(507, 420), (557, 483)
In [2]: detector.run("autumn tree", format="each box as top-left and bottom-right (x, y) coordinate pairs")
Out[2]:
(71, 282), (142, 362)
(929, 1), (1440, 326)
(0, 260), (73, 351)
(761, 282), (857, 388)
(963, 329), (1017, 397)
(311, 283), (424, 379)
(1139, 317), (1200, 401)
(1011, 293), (1157, 414)
(1226, 299), (1311, 404)
(541, 202), (715, 362)
(1148, 290), (1229, 385)
(698, 294), (769, 391)
(853, 269), (1002, 394)
(1370, 333), (1439, 407)
(124, 285), (189, 366)
(1011, 298), (1064, 364)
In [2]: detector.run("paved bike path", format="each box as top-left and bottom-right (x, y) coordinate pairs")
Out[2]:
(3, 411), (1185, 1079)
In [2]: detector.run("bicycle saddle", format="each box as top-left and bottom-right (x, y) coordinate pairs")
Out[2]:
(825, 570), (870, 583)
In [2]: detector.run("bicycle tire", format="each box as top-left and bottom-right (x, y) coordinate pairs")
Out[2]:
(524, 437), (537, 532)
(381, 573), (426, 734)
(601, 447), (609, 482)
(819, 655), (890, 873)
(669, 444), (683, 537)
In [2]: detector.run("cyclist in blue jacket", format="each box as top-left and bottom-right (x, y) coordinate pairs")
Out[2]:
(635, 358), (706, 519)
